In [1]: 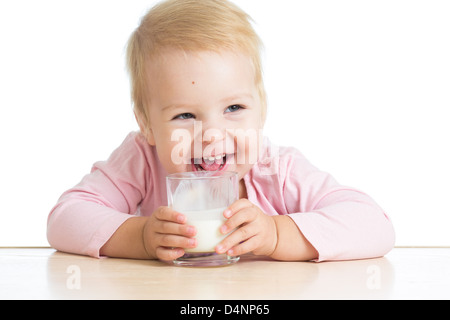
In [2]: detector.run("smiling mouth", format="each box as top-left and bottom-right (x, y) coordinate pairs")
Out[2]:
(191, 154), (231, 172)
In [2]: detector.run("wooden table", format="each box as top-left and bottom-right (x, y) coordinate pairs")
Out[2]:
(0, 247), (449, 300)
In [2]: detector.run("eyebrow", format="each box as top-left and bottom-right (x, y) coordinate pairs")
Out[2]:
(220, 92), (255, 104)
(161, 92), (255, 112)
(161, 103), (191, 112)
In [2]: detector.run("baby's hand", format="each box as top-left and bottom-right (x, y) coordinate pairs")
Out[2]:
(142, 206), (197, 261)
(216, 199), (278, 257)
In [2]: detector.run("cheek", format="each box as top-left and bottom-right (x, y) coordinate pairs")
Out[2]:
(233, 128), (262, 166)
(154, 130), (194, 172)
(155, 145), (190, 174)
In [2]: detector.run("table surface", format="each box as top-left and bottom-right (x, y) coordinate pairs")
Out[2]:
(0, 247), (449, 300)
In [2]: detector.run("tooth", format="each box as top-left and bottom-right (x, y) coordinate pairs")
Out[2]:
(207, 157), (215, 161)
(215, 155), (223, 160)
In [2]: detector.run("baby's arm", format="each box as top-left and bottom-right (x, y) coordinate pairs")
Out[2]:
(219, 144), (395, 262)
(98, 216), (149, 259)
(280, 150), (395, 262)
(47, 132), (181, 259)
(271, 215), (318, 261)
(216, 199), (318, 261)
(100, 207), (197, 261)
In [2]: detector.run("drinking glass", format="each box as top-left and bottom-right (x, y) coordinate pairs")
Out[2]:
(166, 171), (239, 267)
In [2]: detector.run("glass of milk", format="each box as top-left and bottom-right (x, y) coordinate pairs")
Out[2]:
(166, 171), (239, 267)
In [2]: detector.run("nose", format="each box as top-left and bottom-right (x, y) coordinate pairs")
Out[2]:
(192, 118), (230, 158)
(203, 124), (225, 144)
(202, 117), (226, 150)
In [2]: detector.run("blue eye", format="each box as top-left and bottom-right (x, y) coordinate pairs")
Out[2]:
(225, 105), (243, 113)
(173, 113), (195, 120)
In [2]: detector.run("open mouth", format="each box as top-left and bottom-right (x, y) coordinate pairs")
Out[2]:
(191, 154), (230, 172)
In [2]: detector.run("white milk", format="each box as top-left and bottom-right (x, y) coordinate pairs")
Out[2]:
(183, 206), (229, 253)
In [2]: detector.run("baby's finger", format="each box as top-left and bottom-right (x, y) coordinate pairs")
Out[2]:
(220, 206), (257, 235)
(223, 199), (252, 219)
(155, 220), (196, 237)
(216, 223), (258, 254)
(155, 206), (186, 224)
(155, 247), (185, 261)
(226, 236), (260, 257)
(155, 233), (197, 250)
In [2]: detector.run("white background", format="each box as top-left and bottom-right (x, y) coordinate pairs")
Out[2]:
(0, 0), (449, 247)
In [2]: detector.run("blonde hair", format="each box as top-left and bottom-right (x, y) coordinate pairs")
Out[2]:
(126, 0), (266, 129)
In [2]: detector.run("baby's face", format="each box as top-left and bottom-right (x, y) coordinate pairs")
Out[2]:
(143, 49), (264, 180)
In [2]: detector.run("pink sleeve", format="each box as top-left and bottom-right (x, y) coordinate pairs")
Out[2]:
(280, 149), (395, 262)
(47, 132), (150, 258)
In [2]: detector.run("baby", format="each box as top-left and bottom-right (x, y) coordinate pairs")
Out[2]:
(47, 0), (395, 262)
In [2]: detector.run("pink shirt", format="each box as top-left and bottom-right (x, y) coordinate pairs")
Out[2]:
(47, 132), (395, 261)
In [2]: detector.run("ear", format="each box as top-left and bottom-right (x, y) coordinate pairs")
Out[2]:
(134, 111), (156, 146)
